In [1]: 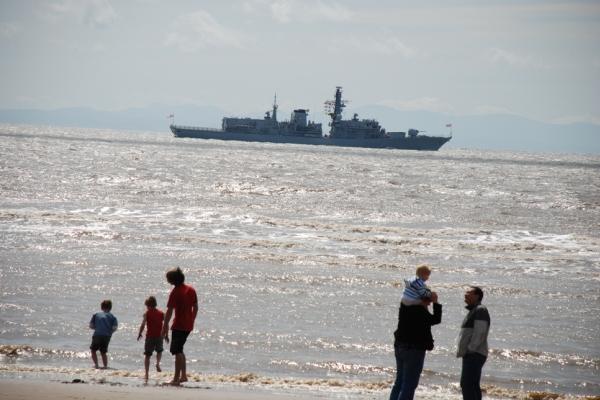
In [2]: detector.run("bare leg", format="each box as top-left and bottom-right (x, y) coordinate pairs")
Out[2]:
(91, 350), (99, 368)
(100, 352), (108, 369)
(180, 353), (187, 382)
(156, 352), (162, 372)
(144, 355), (150, 380)
(171, 353), (184, 385)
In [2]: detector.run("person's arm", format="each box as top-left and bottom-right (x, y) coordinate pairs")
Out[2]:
(422, 293), (442, 325)
(430, 302), (442, 325)
(192, 292), (198, 323)
(89, 314), (95, 330)
(137, 312), (147, 341)
(112, 315), (118, 332)
(162, 306), (173, 341)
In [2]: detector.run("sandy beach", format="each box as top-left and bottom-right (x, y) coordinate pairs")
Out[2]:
(0, 379), (321, 400)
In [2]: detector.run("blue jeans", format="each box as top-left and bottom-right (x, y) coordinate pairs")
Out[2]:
(460, 352), (487, 400)
(389, 344), (426, 400)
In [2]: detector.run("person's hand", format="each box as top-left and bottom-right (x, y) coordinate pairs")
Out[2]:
(430, 292), (438, 303)
(164, 335), (169, 344)
(137, 333), (142, 341)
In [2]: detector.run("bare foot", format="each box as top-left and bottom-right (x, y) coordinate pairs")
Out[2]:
(163, 380), (180, 386)
(156, 364), (162, 372)
(179, 377), (188, 383)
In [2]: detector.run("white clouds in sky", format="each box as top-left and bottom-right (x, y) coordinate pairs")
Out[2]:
(43, 0), (116, 28)
(0, 22), (22, 38)
(472, 104), (517, 116)
(331, 35), (416, 58)
(269, 0), (293, 23)
(246, 0), (353, 23)
(164, 10), (246, 52)
(486, 47), (547, 69)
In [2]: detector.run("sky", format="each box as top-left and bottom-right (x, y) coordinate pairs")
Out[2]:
(1, 0), (599, 125)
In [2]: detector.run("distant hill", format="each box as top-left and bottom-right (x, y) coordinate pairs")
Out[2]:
(0, 104), (225, 133)
(1, 104), (599, 154)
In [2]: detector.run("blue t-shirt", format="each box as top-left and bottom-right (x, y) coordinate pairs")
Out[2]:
(90, 311), (118, 337)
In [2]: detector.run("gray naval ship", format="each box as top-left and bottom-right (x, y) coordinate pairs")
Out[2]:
(170, 87), (451, 151)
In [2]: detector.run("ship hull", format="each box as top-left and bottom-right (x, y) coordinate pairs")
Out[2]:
(170, 125), (450, 151)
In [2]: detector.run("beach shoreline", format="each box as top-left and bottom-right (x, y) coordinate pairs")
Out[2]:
(0, 378), (323, 400)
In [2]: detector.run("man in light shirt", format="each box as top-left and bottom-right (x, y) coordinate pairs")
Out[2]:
(457, 286), (491, 400)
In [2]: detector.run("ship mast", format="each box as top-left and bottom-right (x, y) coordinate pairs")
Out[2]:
(324, 86), (347, 135)
(324, 87), (347, 121)
(272, 92), (278, 122)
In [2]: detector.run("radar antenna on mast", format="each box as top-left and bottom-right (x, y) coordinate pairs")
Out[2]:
(324, 86), (349, 123)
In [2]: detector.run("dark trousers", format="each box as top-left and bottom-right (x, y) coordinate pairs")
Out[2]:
(389, 344), (426, 400)
(460, 352), (487, 400)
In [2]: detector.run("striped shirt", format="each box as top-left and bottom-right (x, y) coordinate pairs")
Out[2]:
(402, 277), (432, 302)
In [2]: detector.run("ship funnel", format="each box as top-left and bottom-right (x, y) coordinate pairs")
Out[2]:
(291, 109), (308, 127)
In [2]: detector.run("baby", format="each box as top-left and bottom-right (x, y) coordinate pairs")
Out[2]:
(401, 265), (433, 306)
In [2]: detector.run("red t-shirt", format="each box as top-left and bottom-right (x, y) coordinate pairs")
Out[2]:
(167, 284), (197, 332)
(146, 308), (164, 338)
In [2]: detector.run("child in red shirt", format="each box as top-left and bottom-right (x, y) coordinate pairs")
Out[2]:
(137, 296), (166, 381)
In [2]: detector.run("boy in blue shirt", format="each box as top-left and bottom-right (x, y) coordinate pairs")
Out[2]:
(89, 299), (118, 369)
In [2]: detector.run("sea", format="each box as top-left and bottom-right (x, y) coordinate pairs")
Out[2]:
(0, 124), (599, 399)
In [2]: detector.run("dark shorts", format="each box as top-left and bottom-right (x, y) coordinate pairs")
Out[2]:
(90, 335), (111, 353)
(144, 337), (164, 356)
(170, 330), (190, 355)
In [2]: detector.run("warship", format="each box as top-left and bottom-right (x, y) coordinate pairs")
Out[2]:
(170, 87), (451, 151)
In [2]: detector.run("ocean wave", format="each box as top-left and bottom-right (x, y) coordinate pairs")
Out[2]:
(214, 181), (332, 197)
(271, 359), (393, 377)
(0, 344), (88, 360)
(490, 348), (599, 369)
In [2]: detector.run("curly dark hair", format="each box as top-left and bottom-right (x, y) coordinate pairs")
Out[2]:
(166, 267), (185, 286)
(101, 299), (112, 311)
(144, 296), (157, 308)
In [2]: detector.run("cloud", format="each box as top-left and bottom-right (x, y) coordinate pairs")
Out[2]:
(380, 97), (454, 113)
(164, 10), (245, 52)
(270, 0), (293, 23)
(371, 36), (415, 57)
(486, 47), (547, 69)
(43, 0), (116, 28)
(311, 1), (353, 22)
(472, 105), (516, 115)
(245, 0), (353, 23)
(0, 21), (22, 38)
(331, 35), (416, 58)
(551, 114), (600, 125)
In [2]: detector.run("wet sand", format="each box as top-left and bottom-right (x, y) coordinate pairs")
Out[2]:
(0, 379), (320, 400)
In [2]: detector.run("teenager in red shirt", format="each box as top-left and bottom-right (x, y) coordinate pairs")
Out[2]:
(161, 267), (198, 385)
(137, 296), (166, 381)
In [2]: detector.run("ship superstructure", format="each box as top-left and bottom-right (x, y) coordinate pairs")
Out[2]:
(221, 95), (322, 136)
(325, 86), (386, 139)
